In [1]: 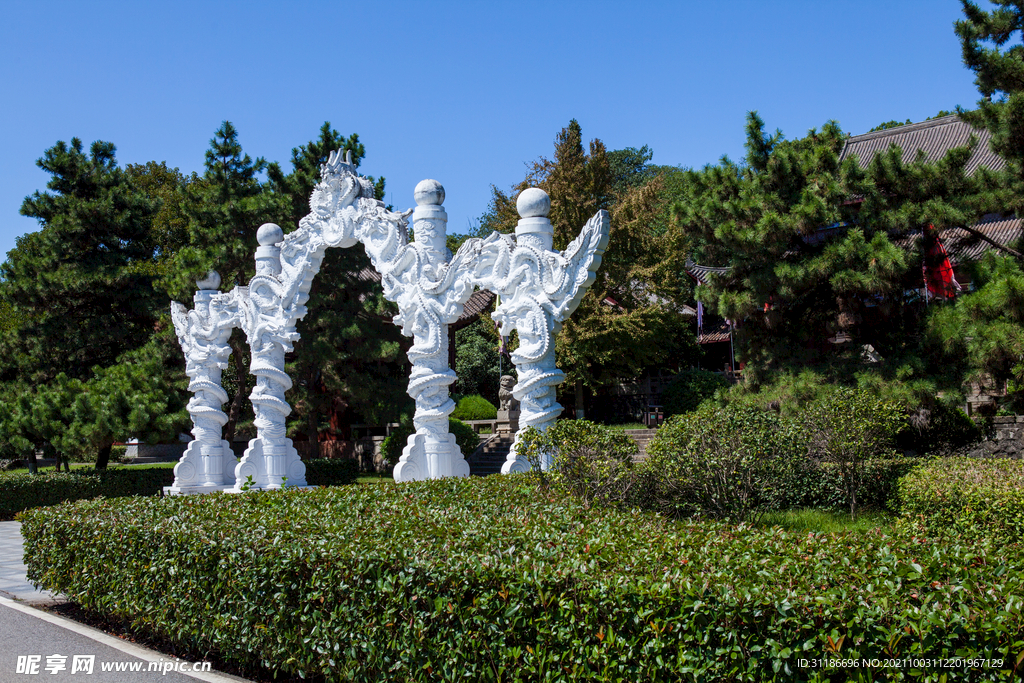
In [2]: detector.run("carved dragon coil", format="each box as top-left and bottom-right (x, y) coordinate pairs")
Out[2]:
(249, 348), (292, 443)
(187, 375), (229, 447)
(404, 292), (456, 430)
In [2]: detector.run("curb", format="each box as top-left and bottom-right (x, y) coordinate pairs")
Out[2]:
(0, 597), (251, 683)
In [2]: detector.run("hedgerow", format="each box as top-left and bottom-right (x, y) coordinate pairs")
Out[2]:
(451, 394), (498, 421)
(303, 458), (359, 487)
(1, 460), (358, 519)
(898, 456), (1024, 545)
(21, 476), (1024, 681)
(1, 467), (173, 520)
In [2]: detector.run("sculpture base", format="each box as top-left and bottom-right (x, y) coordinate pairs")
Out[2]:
(163, 484), (235, 496)
(495, 409), (519, 434)
(228, 437), (308, 491)
(168, 440), (238, 490)
(393, 430), (470, 482)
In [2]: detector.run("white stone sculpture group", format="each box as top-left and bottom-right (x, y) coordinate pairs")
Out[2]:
(167, 152), (609, 493)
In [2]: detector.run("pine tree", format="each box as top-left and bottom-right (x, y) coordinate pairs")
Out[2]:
(0, 138), (163, 384)
(268, 123), (409, 444)
(166, 122), (289, 441)
(671, 113), (890, 381)
(484, 120), (697, 408)
(957, 1), (1024, 216)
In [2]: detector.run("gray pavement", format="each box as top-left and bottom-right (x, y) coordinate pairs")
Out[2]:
(0, 522), (60, 605)
(0, 522), (249, 682)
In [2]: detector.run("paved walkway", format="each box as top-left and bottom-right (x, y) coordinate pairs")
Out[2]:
(0, 521), (59, 605)
(0, 522), (249, 682)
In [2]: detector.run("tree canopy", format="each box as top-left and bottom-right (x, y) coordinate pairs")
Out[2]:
(481, 120), (698, 397)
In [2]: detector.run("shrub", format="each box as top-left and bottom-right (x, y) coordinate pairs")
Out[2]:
(641, 404), (804, 522)
(898, 456), (1024, 545)
(801, 387), (905, 518)
(515, 419), (637, 507)
(2, 467), (173, 520)
(21, 476), (1024, 681)
(451, 395), (497, 421)
(779, 455), (920, 512)
(661, 368), (728, 416)
(303, 459), (359, 487)
(380, 419), (479, 468)
(899, 402), (983, 455)
(380, 421), (415, 467)
(448, 418), (480, 458)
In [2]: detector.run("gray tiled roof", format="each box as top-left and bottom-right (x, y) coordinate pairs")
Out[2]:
(450, 289), (496, 331)
(840, 115), (1003, 175)
(892, 216), (1023, 264)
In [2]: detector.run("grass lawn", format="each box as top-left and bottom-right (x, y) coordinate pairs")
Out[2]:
(758, 507), (896, 534)
(356, 472), (393, 485)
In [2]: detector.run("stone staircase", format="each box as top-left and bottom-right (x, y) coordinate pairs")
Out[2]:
(468, 434), (515, 476)
(624, 428), (659, 461)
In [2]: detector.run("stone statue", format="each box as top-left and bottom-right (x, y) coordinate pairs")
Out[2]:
(478, 188), (610, 472)
(167, 155), (610, 491)
(166, 271), (239, 493)
(498, 375), (519, 412)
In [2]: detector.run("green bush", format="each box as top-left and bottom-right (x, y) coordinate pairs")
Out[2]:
(899, 402), (983, 455)
(451, 395), (497, 421)
(515, 419), (637, 507)
(898, 456), (1024, 545)
(2, 467), (173, 520)
(380, 421), (415, 467)
(448, 418), (480, 458)
(779, 456), (920, 512)
(380, 419), (479, 468)
(21, 476), (1024, 681)
(303, 459), (359, 487)
(801, 387), (905, 518)
(661, 368), (729, 416)
(641, 404), (804, 522)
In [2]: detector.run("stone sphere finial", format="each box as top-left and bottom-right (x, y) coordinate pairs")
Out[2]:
(414, 179), (445, 206)
(517, 188), (550, 218)
(257, 223), (284, 246)
(196, 270), (221, 290)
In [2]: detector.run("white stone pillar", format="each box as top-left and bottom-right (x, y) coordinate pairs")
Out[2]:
(506, 189), (564, 471)
(232, 223), (308, 490)
(392, 180), (471, 482)
(165, 271), (238, 495)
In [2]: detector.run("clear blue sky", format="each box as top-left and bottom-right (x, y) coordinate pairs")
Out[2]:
(0, 0), (983, 261)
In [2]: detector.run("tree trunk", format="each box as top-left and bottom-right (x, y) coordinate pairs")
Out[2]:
(26, 445), (39, 475)
(224, 334), (249, 443)
(575, 379), (585, 419)
(306, 390), (319, 460)
(95, 442), (113, 470)
(958, 224), (1024, 261)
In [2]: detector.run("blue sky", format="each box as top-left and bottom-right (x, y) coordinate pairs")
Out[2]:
(0, 0), (983, 261)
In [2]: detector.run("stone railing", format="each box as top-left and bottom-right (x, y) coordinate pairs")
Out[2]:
(968, 415), (1023, 460)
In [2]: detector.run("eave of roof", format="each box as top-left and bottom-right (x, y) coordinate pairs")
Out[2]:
(839, 115), (1002, 176)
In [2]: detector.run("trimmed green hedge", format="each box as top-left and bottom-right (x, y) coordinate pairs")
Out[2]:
(2, 468), (173, 520)
(2, 459), (359, 519)
(898, 456), (1024, 545)
(303, 459), (359, 487)
(451, 394), (497, 421)
(21, 476), (1024, 681)
(781, 456), (920, 512)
